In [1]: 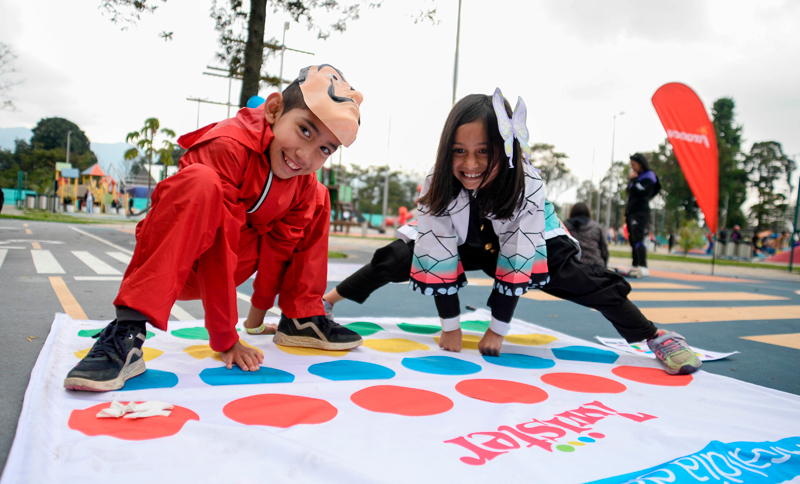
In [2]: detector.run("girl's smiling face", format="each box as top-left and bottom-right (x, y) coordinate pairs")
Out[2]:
(451, 121), (497, 190)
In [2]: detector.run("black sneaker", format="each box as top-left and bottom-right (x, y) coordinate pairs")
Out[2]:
(64, 320), (147, 392)
(274, 314), (362, 351)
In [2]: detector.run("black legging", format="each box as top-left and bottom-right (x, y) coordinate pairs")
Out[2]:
(336, 236), (658, 343)
(627, 212), (649, 268)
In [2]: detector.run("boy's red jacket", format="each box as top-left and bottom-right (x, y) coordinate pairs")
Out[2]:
(177, 107), (320, 316)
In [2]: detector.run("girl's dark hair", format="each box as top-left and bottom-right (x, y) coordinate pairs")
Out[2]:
(569, 202), (592, 219)
(418, 94), (526, 219)
(629, 152), (651, 172)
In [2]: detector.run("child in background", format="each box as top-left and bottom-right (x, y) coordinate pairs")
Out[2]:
(323, 90), (701, 375)
(65, 65), (364, 392)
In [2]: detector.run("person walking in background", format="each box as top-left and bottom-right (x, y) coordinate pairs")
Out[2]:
(625, 153), (661, 277)
(0, 188), (4, 215)
(564, 202), (608, 267)
(85, 190), (94, 215)
(668, 231), (676, 254)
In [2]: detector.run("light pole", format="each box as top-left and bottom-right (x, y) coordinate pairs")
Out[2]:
(452, 0), (462, 105)
(606, 112), (625, 228)
(278, 21), (290, 92)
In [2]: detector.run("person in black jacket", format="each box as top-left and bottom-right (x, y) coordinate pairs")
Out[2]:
(0, 188), (4, 215)
(625, 153), (661, 277)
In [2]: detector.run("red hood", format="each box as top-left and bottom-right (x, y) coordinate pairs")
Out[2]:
(178, 107), (274, 154)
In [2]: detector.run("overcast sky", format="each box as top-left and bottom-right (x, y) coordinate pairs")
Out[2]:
(1, 0), (798, 203)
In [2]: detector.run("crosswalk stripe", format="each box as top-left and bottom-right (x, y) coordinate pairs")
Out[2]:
(72, 251), (122, 275)
(31, 250), (65, 274)
(641, 305), (800, 324)
(74, 276), (123, 281)
(170, 303), (195, 321)
(69, 226), (133, 255)
(49, 276), (88, 319)
(741, 333), (800, 350)
(0, 249), (6, 271)
(106, 251), (132, 265)
(236, 291), (281, 316)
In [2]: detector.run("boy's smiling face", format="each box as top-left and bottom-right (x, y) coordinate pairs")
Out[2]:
(264, 92), (340, 180)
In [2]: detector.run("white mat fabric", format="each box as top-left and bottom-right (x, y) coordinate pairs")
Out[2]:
(4, 310), (800, 484)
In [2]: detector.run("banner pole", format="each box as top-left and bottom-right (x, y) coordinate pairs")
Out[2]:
(711, 233), (716, 275)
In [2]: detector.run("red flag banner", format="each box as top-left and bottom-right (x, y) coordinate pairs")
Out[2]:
(651, 83), (719, 234)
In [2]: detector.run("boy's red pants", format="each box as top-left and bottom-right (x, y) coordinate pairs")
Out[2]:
(114, 164), (330, 351)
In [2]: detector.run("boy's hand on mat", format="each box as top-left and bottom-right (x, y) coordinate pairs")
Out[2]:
(439, 328), (463, 352)
(478, 329), (504, 357)
(220, 341), (264, 371)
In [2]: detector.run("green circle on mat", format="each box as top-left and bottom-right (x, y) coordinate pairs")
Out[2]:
(556, 445), (575, 452)
(461, 320), (490, 332)
(78, 329), (155, 340)
(397, 323), (440, 334)
(171, 327), (240, 340)
(344, 321), (384, 336)
(171, 327), (210, 340)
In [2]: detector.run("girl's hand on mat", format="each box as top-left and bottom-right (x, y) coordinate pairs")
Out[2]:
(478, 329), (504, 357)
(220, 341), (264, 371)
(439, 328), (463, 352)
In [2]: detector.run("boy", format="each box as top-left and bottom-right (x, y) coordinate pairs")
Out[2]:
(65, 65), (364, 392)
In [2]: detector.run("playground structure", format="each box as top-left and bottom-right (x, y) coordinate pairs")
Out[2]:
(55, 162), (127, 214)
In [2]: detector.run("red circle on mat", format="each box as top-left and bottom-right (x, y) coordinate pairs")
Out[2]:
(351, 385), (454, 416)
(540, 372), (627, 394)
(68, 402), (199, 441)
(589, 432), (605, 439)
(223, 394), (338, 428)
(455, 379), (549, 404)
(612, 366), (693, 387)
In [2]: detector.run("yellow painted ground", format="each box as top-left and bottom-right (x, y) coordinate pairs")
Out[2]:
(741, 333), (800, 350)
(641, 305), (800, 324)
(628, 282), (702, 289)
(522, 291), (786, 302)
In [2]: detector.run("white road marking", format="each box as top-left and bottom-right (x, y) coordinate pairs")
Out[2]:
(0, 249), (6, 271)
(31, 250), (65, 274)
(69, 227), (133, 255)
(236, 291), (281, 316)
(72, 251), (122, 275)
(170, 303), (194, 321)
(106, 251), (132, 265)
(74, 276), (123, 281)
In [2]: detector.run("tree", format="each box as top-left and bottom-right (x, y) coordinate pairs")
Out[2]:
(98, 1), (431, 107)
(529, 143), (577, 201)
(0, 42), (21, 111)
(677, 221), (706, 257)
(576, 180), (599, 208)
(744, 141), (796, 231)
(598, 160), (630, 228)
(31, 118), (94, 156)
(712, 98), (748, 228)
(347, 164), (419, 216)
(124, 118), (176, 209)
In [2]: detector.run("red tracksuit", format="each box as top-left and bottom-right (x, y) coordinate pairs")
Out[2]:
(114, 108), (330, 352)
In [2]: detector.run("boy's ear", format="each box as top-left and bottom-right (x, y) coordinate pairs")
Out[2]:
(263, 92), (284, 124)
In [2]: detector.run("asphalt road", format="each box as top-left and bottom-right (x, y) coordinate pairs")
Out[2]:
(1, 219), (799, 474)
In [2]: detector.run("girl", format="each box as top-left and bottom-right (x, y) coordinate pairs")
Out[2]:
(625, 153), (661, 277)
(324, 91), (700, 375)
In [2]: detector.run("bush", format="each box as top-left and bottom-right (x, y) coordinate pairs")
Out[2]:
(677, 222), (706, 256)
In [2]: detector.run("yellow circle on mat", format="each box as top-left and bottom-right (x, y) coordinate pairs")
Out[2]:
(434, 334), (481, 351)
(504, 334), (558, 346)
(275, 345), (349, 357)
(363, 338), (430, 353)
(184, 340), (262, 361)
(75, 347), (164, 362)
(568, 441), (586, 446)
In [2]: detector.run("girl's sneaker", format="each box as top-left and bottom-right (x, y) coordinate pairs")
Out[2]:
(647, 330), (702, 375)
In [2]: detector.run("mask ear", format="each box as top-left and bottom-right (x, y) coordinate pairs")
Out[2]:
(263, 92), (284, 124)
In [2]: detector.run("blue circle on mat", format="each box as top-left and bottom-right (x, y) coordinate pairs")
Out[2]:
(578, 437), (596, 443)
(401, 356), (481, 375)
(199, 366), (295, 386)
(552, 346), (619, 364)
(481, 353), (555, 369)
(308, 360), (396, 381)
(121, 369), (179, 391)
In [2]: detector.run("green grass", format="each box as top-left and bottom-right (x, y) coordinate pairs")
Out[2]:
(0, 210), (131, 224)
(328, 251), (348, 259)
(608, 249), (800, 273)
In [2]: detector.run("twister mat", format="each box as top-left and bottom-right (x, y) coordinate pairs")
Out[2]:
(3, 310), (800, 483)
